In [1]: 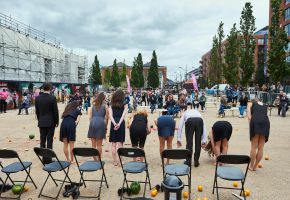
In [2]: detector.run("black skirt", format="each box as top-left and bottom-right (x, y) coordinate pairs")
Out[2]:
(212, 121), (232, 142)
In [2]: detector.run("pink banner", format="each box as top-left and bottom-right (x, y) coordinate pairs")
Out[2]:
(126, 75), (131, 93)
(191, 74), (198, 91)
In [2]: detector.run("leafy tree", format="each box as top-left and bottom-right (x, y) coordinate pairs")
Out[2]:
(224, 23), (240, 84)
(209, 35), (219, 84)
(131, 58), (139, 88)
(103, 68), (111, 85)
(110, 59), (120, 87)
(217, 21), (225, 83)
(239, 2), (256, 86)
(90, 55), (102, 91)
(268, 0), (290, 83)
(120, 62), (127, 82)
(256, 48), (265, 85)
(147, 50), (159, 88)
(136, 53), (144, 87)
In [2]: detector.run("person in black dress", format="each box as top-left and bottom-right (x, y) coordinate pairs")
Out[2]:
(109, 89), (127, 166)
(128, 109), (151, 161)
(60, 101), (82, 162)
(208, 121), (232, 162)
(247, 98), (270, 171)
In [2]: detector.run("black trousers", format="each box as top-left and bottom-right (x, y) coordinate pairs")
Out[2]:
(39, 127), (55, 163)
(199, 102), (205, 110)
(185, 117), (203, 162)
(0, 100), (7, 112)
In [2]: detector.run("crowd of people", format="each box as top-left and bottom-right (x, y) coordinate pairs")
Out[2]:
(31, 83), (273, 175)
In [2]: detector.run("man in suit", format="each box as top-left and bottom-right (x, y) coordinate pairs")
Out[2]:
(35, 83), (59, 164)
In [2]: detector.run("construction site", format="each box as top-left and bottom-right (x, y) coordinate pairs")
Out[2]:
(0, 12), (88, 91)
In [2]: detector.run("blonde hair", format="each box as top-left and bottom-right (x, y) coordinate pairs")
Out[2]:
(135, 109), (148, 118)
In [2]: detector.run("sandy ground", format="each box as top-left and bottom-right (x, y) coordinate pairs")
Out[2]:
(0, 100), (289, 200)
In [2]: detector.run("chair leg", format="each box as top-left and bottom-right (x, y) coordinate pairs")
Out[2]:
(212, 175), (216, 194)
(26, 166), (37, 189)
(38, 174), (50, 198)
(0, 176), (9, 197)
(143, 173), (148, 197)
(216, 179), (219, 200)
(188, 175), (191, 200)
(55, 168), (70, 199)
(98, 171), (104, 199)
(18, 169), (31, 200)
(102, 169), (109, 188)
(120, 175), (127, 200)
(80, 171), (87, 188)
(146, 169), (152, 190)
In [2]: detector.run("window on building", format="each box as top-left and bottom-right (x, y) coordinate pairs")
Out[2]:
(286, 0), (290, 5)
(257, 39), (264, 45)
(285, 24), (290, 36)
(285, 8), (290, 20)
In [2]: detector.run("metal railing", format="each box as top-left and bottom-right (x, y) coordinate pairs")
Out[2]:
(0, 12), (61, 47)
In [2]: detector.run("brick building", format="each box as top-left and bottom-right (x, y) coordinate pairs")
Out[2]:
(199, 26), (268, 85)
(101, 61), (167, 88)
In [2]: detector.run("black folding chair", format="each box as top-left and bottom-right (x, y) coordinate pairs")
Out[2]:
(34, 147), (72, 199)
(161, 149), (192, 200)
(212, 155), (251, 200)
(118, 148), (152, 200)
(0, 149), (37, 199)
(73, 147), (109, 199)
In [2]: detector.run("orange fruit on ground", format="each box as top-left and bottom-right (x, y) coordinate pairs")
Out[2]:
(258, 163), (262, 168)
(244, 189), (251, 197)
(151, 189), (157, 197)
(183, 191), (189, 198)
(233, 181), (238, 187)
(196, 198), (201, 200)
(265, 156), (269, 160)
(197, 185), (203, 192)
(203, 197), (208, 200)
(24, 185), (29, 192)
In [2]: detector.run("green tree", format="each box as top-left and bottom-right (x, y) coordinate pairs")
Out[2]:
(256, 48), (265, 85)
(209, 35), (219, 84)
(147, 50), (159, 88)
(239, 2), (256, 86)
(90, 55), (102, 91)
(136, 53), (144, 87)
(217, 21), (225, 83)
(224, 23), (240, 84)
(131, 58), (139, 88)
(103, 68), (111, 84)
(110, 59), (120, 87)
(120, 62), (127, 82)
(268, 0), (290, 83)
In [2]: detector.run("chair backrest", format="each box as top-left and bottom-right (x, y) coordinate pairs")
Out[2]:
(162, 149), (191, 161)
(118, 147), (145, 158)
(34, 147), (57, 158)
(216, 155), (250, 164)
(0, 149), (18, 159)
(73, 147), (99, 157)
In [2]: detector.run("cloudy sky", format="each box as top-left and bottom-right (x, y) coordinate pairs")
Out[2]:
(1, 0), (269, 80)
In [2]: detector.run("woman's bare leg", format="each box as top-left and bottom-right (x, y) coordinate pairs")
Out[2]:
(253, 135), (266, 170)
(166, 136), (174, 165)
(111, 142), (117, 165)
(116, 142), (123, 165)
(69, 141), (75, 162)
(91, 138), (97, 160)
(96, 139), (103, 160)
(159, 137), (166, 165)
(63, 139), (69, 162)
(250, 135), (259, 171)
(221, 139), (229, 155)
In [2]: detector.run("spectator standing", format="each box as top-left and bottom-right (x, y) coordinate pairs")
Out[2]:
(35, 83), (59, 164)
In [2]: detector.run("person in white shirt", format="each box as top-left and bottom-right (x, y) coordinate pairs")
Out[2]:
(177, 109), (206, 167)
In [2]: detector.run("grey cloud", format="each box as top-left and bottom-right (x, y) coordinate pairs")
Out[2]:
(1, 0), (269, 75)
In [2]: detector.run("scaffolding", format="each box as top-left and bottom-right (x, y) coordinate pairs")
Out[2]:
(0, 13), (88, 84)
